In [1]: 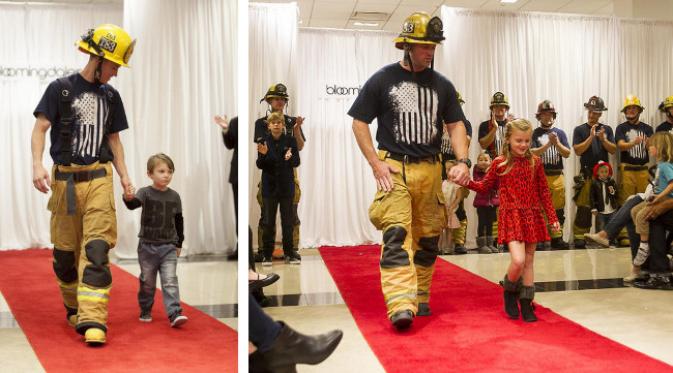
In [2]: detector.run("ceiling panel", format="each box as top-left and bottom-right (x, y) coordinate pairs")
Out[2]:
(557, 0), (612, 14)
(520, 0), (574, 12)
(311, 1), (355, 19)
(479, 0), (527, 11)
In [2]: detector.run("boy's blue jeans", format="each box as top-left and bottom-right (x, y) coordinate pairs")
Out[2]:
(138, 242), (182, 319)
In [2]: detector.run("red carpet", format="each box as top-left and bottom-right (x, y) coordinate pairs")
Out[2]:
(320, 245), (673, 373)
(0, 249), (237, 373)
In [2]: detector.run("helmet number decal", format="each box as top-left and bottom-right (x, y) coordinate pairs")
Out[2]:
(402, 22), (414, 33)
(98, 37), (117, 53)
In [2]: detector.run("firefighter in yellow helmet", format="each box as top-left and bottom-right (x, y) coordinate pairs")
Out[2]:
(571, 96), (616, 248)
(31, 24), (136, 345)
(349, 12), (470, 330)
(531, 100), (571, 249)
(655, 96), (673, 134)
(440, 92), (473, 255)
(612, 95), (653, 246)
(253, 84), (306, 266)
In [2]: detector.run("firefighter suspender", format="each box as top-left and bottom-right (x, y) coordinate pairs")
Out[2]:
(57, 77), (74, 165)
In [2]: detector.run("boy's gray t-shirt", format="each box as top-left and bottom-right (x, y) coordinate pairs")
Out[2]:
(134, 186), (182, 245)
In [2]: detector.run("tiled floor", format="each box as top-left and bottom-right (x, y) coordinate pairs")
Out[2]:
(0, 254), (238, 372)
(255, 247), (673, 372)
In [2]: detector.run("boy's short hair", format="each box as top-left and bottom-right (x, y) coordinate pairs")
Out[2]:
(147, 153), (175, 173)
(266, 112), (284, 125)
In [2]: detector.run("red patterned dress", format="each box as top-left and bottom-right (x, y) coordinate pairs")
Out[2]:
(467, 155), (558, 244)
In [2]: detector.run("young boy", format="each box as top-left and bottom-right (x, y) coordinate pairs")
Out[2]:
(123, 153), (187, 327)
(590, 161), (618, 233)
(257, 112), (301, 266)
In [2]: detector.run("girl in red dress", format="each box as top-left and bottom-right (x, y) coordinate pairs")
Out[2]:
(461, 119), (560, 322)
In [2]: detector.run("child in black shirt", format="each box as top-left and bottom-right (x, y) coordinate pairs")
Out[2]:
(123, 153), (187, 327)
(257, 112), (300, 265)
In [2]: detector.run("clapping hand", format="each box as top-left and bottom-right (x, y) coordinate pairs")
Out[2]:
(213, 115), (228, 131)
(284, 148), (292, 160)
(257, 142), (268, 155)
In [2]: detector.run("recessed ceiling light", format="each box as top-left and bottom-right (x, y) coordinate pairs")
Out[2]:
(500, 0), (518, 3)
(353, 21), (379, 27)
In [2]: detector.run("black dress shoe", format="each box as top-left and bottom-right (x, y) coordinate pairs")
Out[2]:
(252, 322), (343, 372)
(249, 272), (280, 292)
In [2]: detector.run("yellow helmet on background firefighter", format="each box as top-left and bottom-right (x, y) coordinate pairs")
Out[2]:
(394, 12), (445, 50)
(621, 95), (644, 113)
(659, 95), (673, 113)
(260, 83), (289, 103)
(489, 92), (510, 109)
(78, 24), (135, 67)
(536, 100), (557, 120)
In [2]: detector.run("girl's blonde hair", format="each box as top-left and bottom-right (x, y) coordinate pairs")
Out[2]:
(266, 112), (284, 124)
(497, 118), (535, 175)
(648, 131), (673, 162)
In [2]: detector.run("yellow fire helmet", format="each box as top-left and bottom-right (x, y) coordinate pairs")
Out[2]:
(621, 95), (644, 113)
(260, 83), (289, 103)
(394, 12), (445, 50)
(78, 24), (136, 67)
(659, 95), (673, 112)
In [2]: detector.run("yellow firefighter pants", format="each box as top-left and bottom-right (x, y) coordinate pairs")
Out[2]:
(546, 174), (565, 239)
(48, 162), (115, 334)
(368, 151), (445, 318)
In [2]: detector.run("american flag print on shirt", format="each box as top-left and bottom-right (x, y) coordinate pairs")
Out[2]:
(389, 81), (439, 145)
(626, 128), (648, 160)
(71, 91), (109, 158)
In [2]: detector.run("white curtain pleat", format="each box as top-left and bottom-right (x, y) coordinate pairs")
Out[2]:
(248, 2), (297, 248)
(1, 3), (122, 250)
(295, 29), (398, 248)
(117, 0), (237, 258)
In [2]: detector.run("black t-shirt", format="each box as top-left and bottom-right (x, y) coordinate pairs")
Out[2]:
(348, 63), (464, 158)
(33, 73), (128, 165)
(129, 186), (183, 246)
(615, 121), (653, 165)
(253, 115), (306, 144)
(572, 123), (615, 171)
(656, 121), (673, 134)
(441, 118), (472, 160)
(531, 126), (569, 170)
(478, 119), (507, 159)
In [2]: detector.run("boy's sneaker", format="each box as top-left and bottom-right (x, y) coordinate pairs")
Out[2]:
(633, 245), (650, 266)
(285, 252), (301, 265)
(170, 314), (188, 327)
(262, 256), (273, 267)
(139, 311), (152, 322)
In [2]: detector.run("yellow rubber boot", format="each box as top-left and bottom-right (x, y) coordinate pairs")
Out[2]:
(84, 328), (106, 345)
(67, 314), (78, 328)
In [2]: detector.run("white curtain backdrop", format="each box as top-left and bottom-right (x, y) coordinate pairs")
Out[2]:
(295, 29), (398, 247)
(1, 1), (237, 258)
(248, 2), (297, 247)
(118, 0), (237, 258)
(1, 3), (122, 250)
(288, 7), (673, 248)
(438, 6), (673, 245)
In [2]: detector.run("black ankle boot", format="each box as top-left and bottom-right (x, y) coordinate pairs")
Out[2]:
(254, 322), (343, 371)
(502, 275), (521, 319)
(519, 286), (537, 322)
